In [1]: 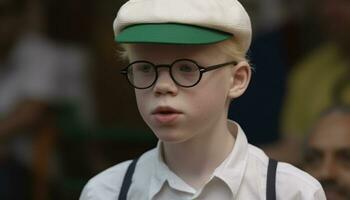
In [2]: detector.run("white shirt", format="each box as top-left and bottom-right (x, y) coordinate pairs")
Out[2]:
(80, 121), (326, 200)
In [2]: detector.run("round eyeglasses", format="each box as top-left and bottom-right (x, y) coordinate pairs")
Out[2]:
(120, 59), (238, 89)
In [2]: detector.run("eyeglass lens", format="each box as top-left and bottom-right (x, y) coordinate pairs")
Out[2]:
(127, 60), (201, 88)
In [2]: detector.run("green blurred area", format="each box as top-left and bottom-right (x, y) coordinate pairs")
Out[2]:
(50, 103), (156, 199)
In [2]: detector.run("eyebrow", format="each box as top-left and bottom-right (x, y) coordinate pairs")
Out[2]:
(303, 148), (323, 159)
(304, 146), (321, 152)
(305, 146), (350, 155)
(336, 149), (350, 156)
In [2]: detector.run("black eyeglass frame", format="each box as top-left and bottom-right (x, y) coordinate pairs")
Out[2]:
(120, 59), (238, 89)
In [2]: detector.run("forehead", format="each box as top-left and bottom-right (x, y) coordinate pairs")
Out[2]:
(126, 43), (228, 63)
(308, 113), (350, 151)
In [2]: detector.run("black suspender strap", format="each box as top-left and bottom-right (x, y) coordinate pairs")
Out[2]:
(118, 157), (277, 200)
(118, 158), (139, 200)
(266, 158), (278, 200)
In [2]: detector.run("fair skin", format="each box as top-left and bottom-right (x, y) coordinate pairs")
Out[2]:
(304, 111), (350, 200)
(127, 42), (251, 189)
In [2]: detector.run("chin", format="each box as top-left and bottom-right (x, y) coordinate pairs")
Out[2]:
(152, 127), (191, 144)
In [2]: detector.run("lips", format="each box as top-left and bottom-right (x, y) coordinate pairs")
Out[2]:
(152, 106), (181, 114)
(151, 106), (182, 124)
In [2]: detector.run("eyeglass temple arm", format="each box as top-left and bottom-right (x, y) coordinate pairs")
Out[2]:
(200, 61), (238, 72)
(120, 68), (128, 75)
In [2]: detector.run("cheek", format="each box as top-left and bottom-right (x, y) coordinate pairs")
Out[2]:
(191, 77), (230, 114)
(305, 168), (318, 179)
(340, 168), (350, 185)
(135, 91), (149, 118)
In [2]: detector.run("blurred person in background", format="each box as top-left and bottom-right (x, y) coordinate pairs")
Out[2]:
(0, 0), (46, 198)
(267, 0), (350, 165)
(0, 0), (94, 198)
(303, 106), (350, 200)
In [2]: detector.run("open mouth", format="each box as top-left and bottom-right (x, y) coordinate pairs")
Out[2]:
(152, 107), (182, 123)
(157, 110), (177, 115)
(152, 106), (181, 115)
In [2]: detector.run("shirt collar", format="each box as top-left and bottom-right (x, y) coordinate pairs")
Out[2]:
(148, 120), (249, 199)
(148, 142), (195, 199)
(148, 142), (166, 199)
(213, 120), (249, 197)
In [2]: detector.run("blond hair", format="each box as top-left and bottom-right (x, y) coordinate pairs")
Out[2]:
(214, 38), (249, 63)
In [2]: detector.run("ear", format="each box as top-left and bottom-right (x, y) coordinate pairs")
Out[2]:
(228, 61), (252, 99)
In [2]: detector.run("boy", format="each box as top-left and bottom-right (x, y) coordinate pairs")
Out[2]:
(80, 0), (326, 199)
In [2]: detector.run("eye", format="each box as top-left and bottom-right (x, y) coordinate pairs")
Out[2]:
(303, 149), (323, 168)
(173, 60), (198, 73)
(135, 63), (153, 73)
(141, 64), (152, 72)
(338, 150), (350, 168)
(179, 64), (196, 72)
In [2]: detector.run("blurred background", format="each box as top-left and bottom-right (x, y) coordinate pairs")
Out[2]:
(0, 0), (349, 199)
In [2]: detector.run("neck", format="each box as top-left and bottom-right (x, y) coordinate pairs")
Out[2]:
(162, 119), (236, 190)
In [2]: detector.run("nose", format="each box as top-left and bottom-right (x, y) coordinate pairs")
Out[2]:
(153, 67), (178, 96)
(318, 155), (339, 182)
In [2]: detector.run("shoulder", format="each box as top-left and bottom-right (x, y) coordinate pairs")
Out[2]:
(247, 145), (326, 199)
(79, 148), (157, 200)
(275, 162), (326, 199)
(79, 159), (133, 200)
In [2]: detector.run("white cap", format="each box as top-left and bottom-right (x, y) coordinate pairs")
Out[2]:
(113, 0), (252, 53)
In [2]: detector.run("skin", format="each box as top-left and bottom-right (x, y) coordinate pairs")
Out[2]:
(303, 111), (350, 200)
(127, 42), (251, 189)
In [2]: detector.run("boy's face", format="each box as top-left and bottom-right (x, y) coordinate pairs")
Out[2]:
(127, 44), (241, 143)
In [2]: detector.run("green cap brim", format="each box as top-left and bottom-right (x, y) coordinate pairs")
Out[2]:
(115, 23), (232, 45)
